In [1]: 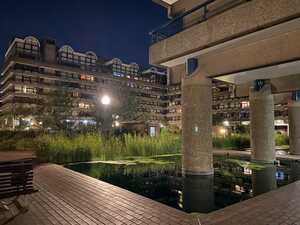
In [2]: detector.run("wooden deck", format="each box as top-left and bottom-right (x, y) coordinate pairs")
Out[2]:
(1, 160), (300, 225)
(201, 181), (300, 225)
(1, 164), (193, 225)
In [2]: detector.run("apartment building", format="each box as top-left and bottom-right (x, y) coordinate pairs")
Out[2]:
(0, 36), (288, 131)
(165, 67), (288, 131)
(0, 36), (167, 129)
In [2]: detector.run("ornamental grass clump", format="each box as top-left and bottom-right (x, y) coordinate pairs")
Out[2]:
(35, 130), (181, 163)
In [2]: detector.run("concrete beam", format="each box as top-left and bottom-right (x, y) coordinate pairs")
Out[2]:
(235, 74), (300, 97)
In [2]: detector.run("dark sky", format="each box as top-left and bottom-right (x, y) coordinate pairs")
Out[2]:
(0, 0), (168, 67)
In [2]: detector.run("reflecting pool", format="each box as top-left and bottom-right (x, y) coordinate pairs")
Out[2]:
(65, 155), (300, 214)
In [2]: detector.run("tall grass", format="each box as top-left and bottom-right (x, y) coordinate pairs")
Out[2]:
(1, 130), (290, 163)
(124, 129), (181, 157)
(35, 130), (181, 163)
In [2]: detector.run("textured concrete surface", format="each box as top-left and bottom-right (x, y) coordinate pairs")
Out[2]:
(289, 100), (300, 155)
(150, 0), (300, 66)
(182, 69), (213, 175)
(249, 83), (276, 163)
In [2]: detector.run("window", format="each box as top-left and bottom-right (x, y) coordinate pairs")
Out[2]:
(79, 102), (90, 109)
(241, 101), (250, 109)
(149, 127), (156, 137)
(80, 74), (94, 81)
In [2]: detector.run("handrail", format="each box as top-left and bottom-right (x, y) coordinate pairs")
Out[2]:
(150, 0), (248, 44)
(150, 0), (216, 36)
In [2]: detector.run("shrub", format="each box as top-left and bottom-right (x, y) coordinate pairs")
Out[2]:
(213, 134), (250, 150)
(275, 132), (289, 146)
(0, 130), (39, 151)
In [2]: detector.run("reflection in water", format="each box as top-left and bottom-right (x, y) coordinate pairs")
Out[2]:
(183, 175), (215, 213)
(252, 164), (277, 196)
(291, 161), (300, 182)
(66, 156), (299, 214)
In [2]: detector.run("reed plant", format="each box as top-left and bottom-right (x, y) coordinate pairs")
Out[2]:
(35, 129), (181, 163)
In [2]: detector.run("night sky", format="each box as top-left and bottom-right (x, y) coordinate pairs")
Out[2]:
(0, 0), (168, 67)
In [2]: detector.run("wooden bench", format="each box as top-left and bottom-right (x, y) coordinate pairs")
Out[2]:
(0, 158), (37, 212)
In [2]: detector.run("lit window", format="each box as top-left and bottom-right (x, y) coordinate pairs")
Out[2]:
(79, 102), (90, 109)
(241, 101), (250, 109)
(80, 74), (94, 81)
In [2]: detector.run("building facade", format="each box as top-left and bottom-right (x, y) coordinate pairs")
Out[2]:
(165, 66), (289, 132)
(0, 36), (289, 131)
(0, 36), (167, 130)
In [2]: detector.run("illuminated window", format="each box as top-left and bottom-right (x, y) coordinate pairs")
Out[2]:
(241, 101), (250, 109)
(80, 74), (94, 81)
(79, 102), (90, 109)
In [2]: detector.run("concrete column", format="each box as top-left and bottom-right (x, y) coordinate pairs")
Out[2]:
(182, 64), (213, 175)
(291, 161), (300, 182)
(288, 90), (300, 155)
(252, 164), (277, 196)
(249, 81), (275, 163)
(183, 175), (215, 213)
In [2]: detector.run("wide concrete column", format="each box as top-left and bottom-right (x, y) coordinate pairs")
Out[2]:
(182, 59), (213, 175)
(291, 161), (300, 182)
(252, 164), (277, 196)
(288, 90), (300, 155)
(183, 175), (215, 213)
(249, 80), (275, 163)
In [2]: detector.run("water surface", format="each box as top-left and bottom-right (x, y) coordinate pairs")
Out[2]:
(66, 155), (300, 213)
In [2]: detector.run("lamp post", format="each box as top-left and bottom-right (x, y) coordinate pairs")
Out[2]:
(100, 95), (111, 136)
(101, 95), (111, 106)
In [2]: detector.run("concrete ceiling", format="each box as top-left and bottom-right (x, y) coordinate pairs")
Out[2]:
(160, 0), (178, 4)
(152, 0), (178, 7)
(215, 60), (300, 85)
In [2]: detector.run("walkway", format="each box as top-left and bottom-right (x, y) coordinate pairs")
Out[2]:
(201, 181), (300, 225)
(1, 152), (300, 225)
(213, 149), (300, 161)
(1, 164), (193, 225)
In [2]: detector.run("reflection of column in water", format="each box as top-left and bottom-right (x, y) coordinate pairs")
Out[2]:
(291, 161), (300, 182)
(183, 175), (215, 213)
(252, 164), (277, 196)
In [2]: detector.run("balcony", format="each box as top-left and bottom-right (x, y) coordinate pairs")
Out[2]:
(150, 0), (246, 44)
(149, 0), (300, 71)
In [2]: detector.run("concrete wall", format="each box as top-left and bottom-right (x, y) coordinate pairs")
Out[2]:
(168, 64), (184, 85)
(43, 40), (57, 64)
(150, 0), (300, 66)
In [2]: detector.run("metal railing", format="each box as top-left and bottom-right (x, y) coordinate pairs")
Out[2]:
(150, 0), (249, 44)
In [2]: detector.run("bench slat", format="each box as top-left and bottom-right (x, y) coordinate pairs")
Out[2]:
(0, 181), (33, 188)
(0, 158), (37, 200)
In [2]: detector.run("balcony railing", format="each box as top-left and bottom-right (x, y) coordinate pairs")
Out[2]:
(150, 0), (248, 44)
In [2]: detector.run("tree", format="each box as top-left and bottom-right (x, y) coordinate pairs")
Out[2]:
(94, 86), (139, 134)
(36, 89), (74, 131)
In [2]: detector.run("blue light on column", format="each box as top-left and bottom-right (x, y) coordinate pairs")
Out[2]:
(254, 79), (265, 91)
(187, 58), (198, 76)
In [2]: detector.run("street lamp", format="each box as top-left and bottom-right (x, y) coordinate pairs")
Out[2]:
(101, 95), (111, 105)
